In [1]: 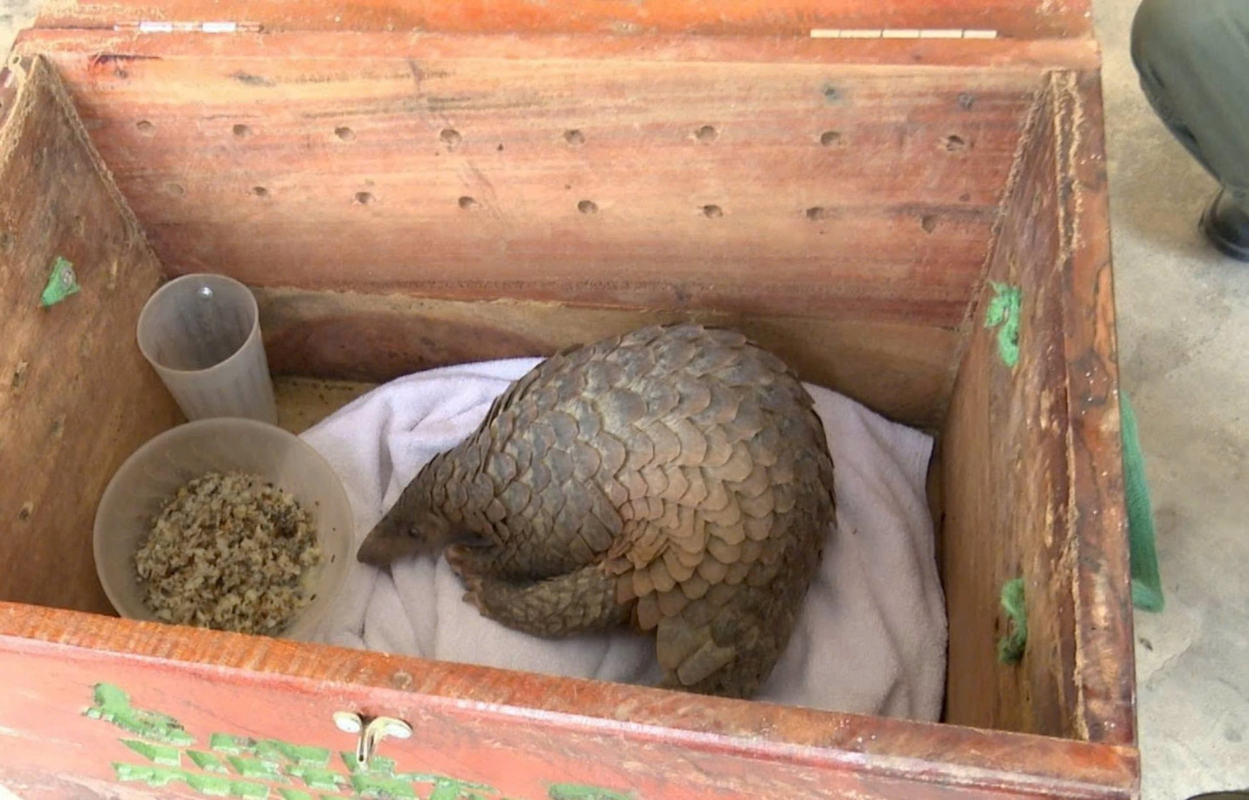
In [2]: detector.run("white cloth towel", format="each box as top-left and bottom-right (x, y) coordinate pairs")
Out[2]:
(301, 359), (947, 721)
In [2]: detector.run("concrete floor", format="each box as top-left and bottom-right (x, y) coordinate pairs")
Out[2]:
(0, 0), (1245, 798)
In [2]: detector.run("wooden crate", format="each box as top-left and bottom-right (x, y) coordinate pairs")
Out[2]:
(0, 2), (1138, 798)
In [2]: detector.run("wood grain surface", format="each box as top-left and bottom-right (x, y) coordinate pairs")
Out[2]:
(14, 31), (1051, 328)
(0, 56), (182, 614)
(939, 72), (1132, 745)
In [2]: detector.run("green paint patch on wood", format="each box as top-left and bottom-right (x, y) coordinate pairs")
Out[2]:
(421, 775), (499, 800)
(86, 684), (195, 746)
(257, 739), (332, 766)
(115, 763), (182, 787)
(212, 733), (260, 754)
(547, 785), (632, 800)
(285, 764), (347, 792)
(229, 756), (289, 782)
(230, 780), (271, 799)
(90, 683), (635, 800)
(189, 751), (230, 773)
(351, 773), (419, 798)
(186, 773), (233, 797)
(122, 739), (182, 766)
(115, 762), (269, 799)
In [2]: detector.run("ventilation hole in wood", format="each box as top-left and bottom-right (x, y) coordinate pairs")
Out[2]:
(251, 186), (269, 198)
(806, 206), (829, 221)
(921, 215), (938, 233)
(820, 131), (842, 147)
(18, 502), (33, 521)
(497, 143), (504, 152)
(0, 231), (13, 254)
(958, 93), (976, 110)
(335, 126), (356, 142)
(564, 129), (585, 146)
(695, 125), (719, 143)
(822, 85), (840, 102)
(945, 134), (968, 151)
(233, 123), (252, 138)
(355, 191), (374, 205)
(702, 205), (724, 218)
(440, 128), (462, 147)
(578, 200), (599, 214)
(165, 183), (186, 196)
(136, 120), (156, 136)
(458, 196), (479, 210)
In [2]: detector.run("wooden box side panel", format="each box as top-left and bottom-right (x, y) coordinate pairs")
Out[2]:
(24, 32), (1042, 330)
(255, 288), (961, 429)
(939, 71), (1133, 744)
(0, 56), (183, 613)
(0, 606), (1140, 800)
(34, 0), (1094, 40)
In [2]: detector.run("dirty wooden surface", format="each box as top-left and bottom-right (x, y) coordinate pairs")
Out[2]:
(0, 56), (182, 614)
(939, 73), (1132, 745)
(256, 288), (960, 429)
(0, 604), (1139, 800)
(33, 0), (1095, 40)
(17, 31), (1047, 329)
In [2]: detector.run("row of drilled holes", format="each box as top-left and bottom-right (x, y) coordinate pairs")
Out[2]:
(148, 116), (966, 228)
(135, 119), (970, 152)
(161, 182), (943, 230)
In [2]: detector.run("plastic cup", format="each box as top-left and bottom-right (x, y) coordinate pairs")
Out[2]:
(93, 418), (353, 642)
(137, 273), (277, 424)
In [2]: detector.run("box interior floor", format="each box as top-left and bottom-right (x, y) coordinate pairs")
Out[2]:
(0, 25), (1133, 758)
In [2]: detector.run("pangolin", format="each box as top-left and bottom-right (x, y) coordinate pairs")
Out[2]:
(357, 323), (836, 699)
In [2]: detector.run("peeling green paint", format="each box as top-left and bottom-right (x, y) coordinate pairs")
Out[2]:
(122, 739), (182, 766)
(90, 683), (634, 800)
(187, 773), (233, 796)
(257, 740), (332, 767)
(116, 762), (270, 799)
(85, 684), (195, 746)
(190, 751), (231, 773)
(547, 785), (632, 800)
(350, 773), (418, 798)
(229, 756), (290, 782)
(213, 733), (260, 754)
(284, 764), (346, 792)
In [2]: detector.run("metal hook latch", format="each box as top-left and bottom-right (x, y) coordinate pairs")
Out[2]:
(333, 711), (412, 768)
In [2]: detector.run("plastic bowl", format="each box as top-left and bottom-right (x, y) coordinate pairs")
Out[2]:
(93, 418), (353, 641)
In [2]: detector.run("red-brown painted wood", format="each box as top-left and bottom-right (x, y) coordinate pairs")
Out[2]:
(0, 605), (1139, 800)
(34, 0), (1093, 41)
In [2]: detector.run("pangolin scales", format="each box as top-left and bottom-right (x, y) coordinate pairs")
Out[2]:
(357, 323), (837, 699)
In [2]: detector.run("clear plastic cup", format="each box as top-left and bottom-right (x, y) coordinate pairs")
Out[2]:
(93, 418), (353, 642)
(137, 273), (277, 424)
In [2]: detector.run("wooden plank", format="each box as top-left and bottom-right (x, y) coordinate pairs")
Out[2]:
(0, 604), (1139, 800)
(17, 32), (1046, 328)
(0, 55), (182, 614)
(255, 287), (960, 430)
(33, 0), (1093, 41)
(1051, 70), (1134, 747)
(939, 72), (1133, 746)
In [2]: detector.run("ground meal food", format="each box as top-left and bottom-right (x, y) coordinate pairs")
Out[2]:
(134, 471), (323, 635)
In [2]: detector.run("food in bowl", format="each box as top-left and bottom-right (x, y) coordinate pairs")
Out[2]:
(134, 470), (323, 635)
